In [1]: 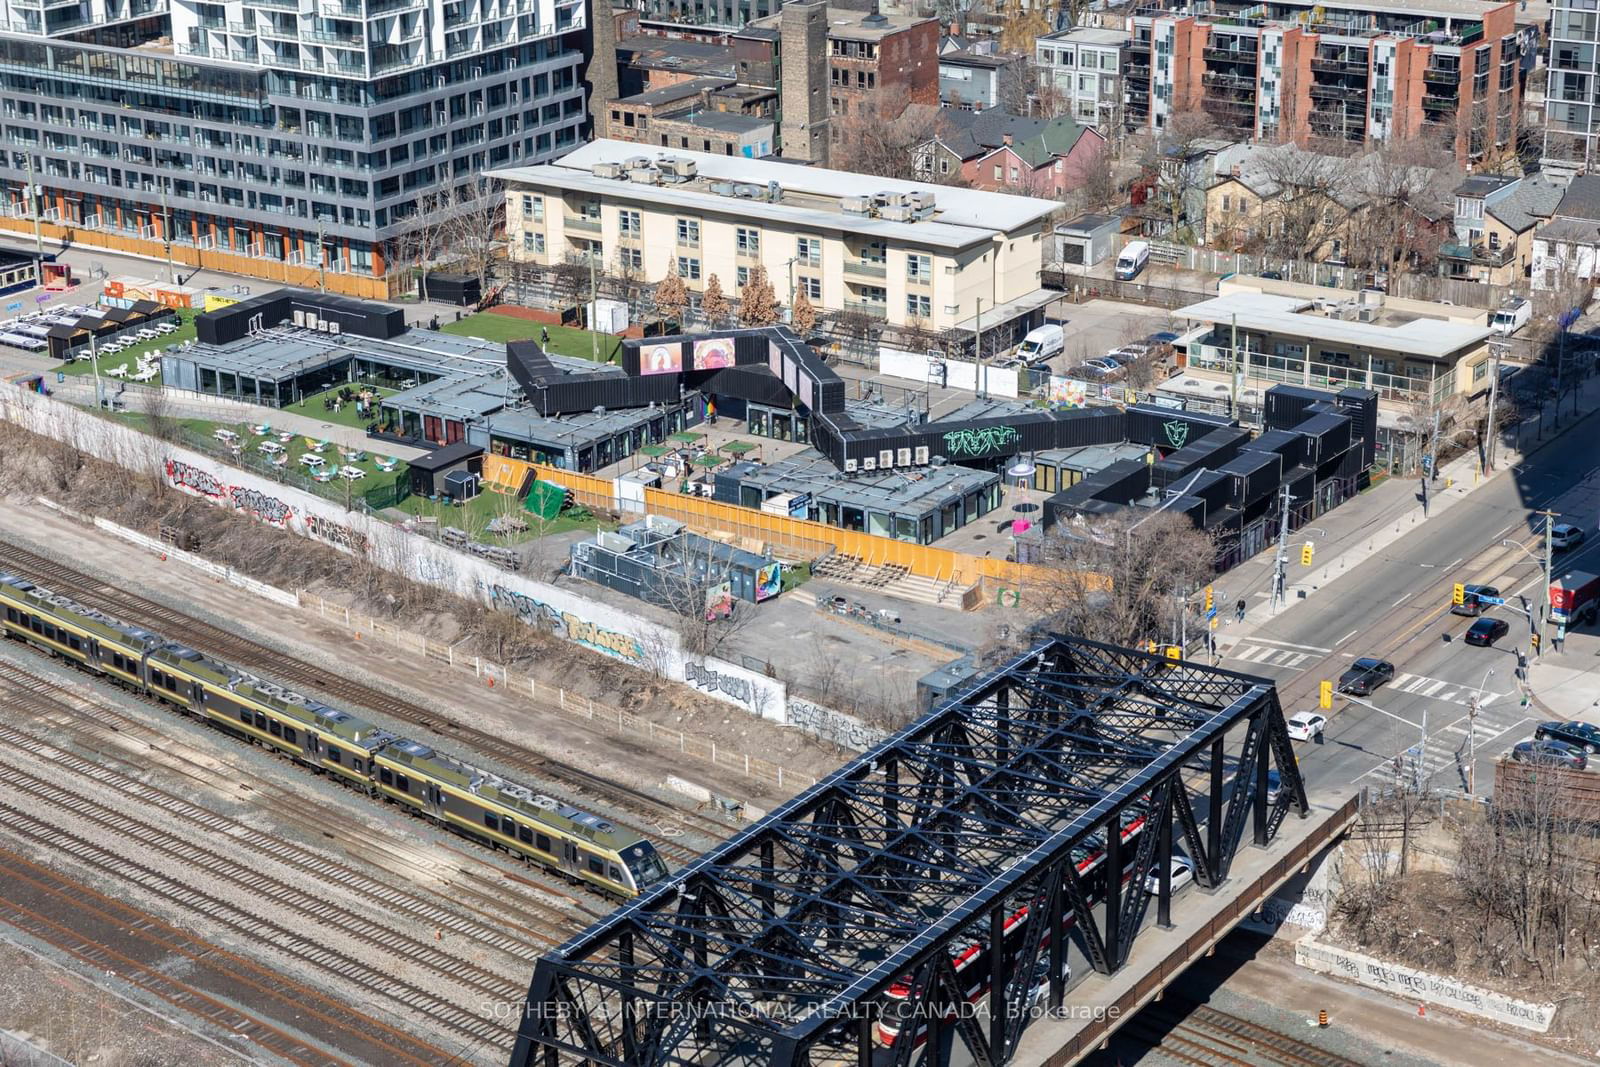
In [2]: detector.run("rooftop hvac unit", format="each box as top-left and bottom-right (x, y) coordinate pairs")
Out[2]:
(1357, 306), (1378, 322)
(879, 204), (914, 221)
(884, 192), (910, 207)
(844, 457), (858, 472)
(591, 161), (624, 179)
(624, 155), (651, 170)
(734, 183), (762, 198)
(292, 310), (306, 327)
(319, 319), (334, 332)
(305, 313), (321, 330)
(862, 456), (878, 471)
(657, 156), (698, 181)
(906, 190), (936, 213)
(766, 180), (781, 201)
(328, 321), (341, 335)
(628, 166), (661, 184)
(840, 195), (873, 214)
(711, 181), (738, 195)
(872, 190), (894, 205)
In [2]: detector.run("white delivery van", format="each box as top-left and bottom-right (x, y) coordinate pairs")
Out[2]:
(1016, 323), (1065, 364)
(1490, 297), (1530, 335)
(1115, 241), (1150, 281)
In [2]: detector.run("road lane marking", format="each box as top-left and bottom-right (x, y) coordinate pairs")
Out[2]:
(1337, 629), (1358, 645)
(1241, 637), (1333, 653)
(1392, 593), (1413, 607)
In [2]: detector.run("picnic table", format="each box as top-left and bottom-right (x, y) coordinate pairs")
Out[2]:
(298, 453), (325, 468)
(339, 465), (365, 480)
(213, 428), (239, 443)
(258, 441), (285, 456)
(668, 431), (705, 445)
(375, 457), (398, 472)
(486, 514), (529, 535)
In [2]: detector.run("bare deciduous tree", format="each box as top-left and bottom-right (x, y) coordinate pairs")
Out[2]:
(1342, 134), (1459, 280)
(1250, 146), (1353, 261)
(1139, 110), (1222, 242)
(1022, 510), (1216, 649)
(443, 175), (506, 297)
(391, 173), (454, 300)
(832, 101), (942, 181)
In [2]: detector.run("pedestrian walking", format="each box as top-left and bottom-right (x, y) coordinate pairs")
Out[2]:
(1235, 597), (1247, 622)
(540, 326), (550, 347)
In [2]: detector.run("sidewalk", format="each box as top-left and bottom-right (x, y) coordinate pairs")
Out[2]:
(1215, 372), (1600, 659)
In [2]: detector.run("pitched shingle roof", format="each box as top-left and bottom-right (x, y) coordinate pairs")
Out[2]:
(1550, 175), (1600, 223)
(1487, 173), (1566, 233)
(931, 108), (1094, 166)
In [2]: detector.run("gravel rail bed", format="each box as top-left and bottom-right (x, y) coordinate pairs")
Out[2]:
(0, 538), (726, 864)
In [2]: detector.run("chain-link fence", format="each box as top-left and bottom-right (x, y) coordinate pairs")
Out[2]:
(0, 1031), (75, 1067)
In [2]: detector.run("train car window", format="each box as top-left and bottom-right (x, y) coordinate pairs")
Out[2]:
(327, 749), (342, 765)
(483, 812), (499, 831)
(518, 825), (532, 845)
(536, 833), (551, 853)
(69, 636), (81, 652)
(253, 712), (266, 730)
(587, 857), (604, 875)
(396, 774), (410, 792)
(4, 607), (14, 622)
(269, 720), (282, 737)
(379, 767), (393, 785)
(43, 624), (55, 641)
(30, 618), (41, 633)
(609, 864), (624, 883)
(239, 709), (251, 724)
(284, 727), (297, 745)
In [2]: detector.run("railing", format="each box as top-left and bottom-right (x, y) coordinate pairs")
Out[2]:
(843, 259), (886, 279)
(1422, 94), (1454, 111)
(844, 300), (887, 318)
(1423, 66), (1457, 85)
(563, 214), (601, 233)
(1204, 46), (1256, 64)
(1310, 57), (1367, 76)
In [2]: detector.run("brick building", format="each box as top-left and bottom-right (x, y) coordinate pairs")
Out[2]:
(1127, 0), (1522, 166)
(748, 6), (938, 126)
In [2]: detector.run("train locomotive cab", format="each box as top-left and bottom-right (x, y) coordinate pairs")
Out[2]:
(619, 840), (671, 894)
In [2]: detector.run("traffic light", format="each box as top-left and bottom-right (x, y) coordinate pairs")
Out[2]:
(1452, 582), (1466, 606)
(1147, 640), (1159, 654)
(1204, 586), (1214, 614)
(1301, 543), (1314, 566)
(1531, 632), (1542, 653)
(1319, 680), (1333, 710)
(1166, 645), (1182, 661)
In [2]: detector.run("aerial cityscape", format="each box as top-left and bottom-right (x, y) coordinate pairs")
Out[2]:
(0, 0), (1597, 1064)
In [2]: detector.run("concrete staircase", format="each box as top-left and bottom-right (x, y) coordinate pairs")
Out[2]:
(813, 553), (974, 609)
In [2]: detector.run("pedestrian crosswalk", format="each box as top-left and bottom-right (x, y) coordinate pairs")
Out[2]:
(1230, 644), (1317, 669)
(1357, 702), (1533, 788)
(1386, 671), (1503, 708)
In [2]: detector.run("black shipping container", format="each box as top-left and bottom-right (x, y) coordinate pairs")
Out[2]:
(1205, 505), (1245, 535)
(1124, 404), (1235, 451)
(713, 462), (759, 505)
(1164, 495), (1207, 528)
(1243, 427), (1305, 468)
(1292, 412), (1353, 467)
(1152, 426), (1251, 489)
(1263, 384), (1332, 431)
(1217, 450), (1282, 507)
(1094, 459), (1154, 505)
(1283, 464), (1316, 508)
(1337, 387), (1378, 471)
(422, 273), (480, 306)
(1176, 468), (1233, 513)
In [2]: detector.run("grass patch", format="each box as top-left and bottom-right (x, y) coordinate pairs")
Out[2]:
(281, 385), (398, 430)
(439, 313), (621, 363)
(395, 488), (615, 544)
(52, 308), (199, 388)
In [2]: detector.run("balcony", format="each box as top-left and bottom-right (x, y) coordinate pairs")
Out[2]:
(844, 300), (886, 318)
(1440, 240), (1512, 266)
(1310, 57), (1367, 76)
(1423, 66), (1457, 86)
(564, 214), (600, 233)
(1422, 94), (1455, 112)
(843, 258), (886, 279)
(1204, 47), (1256, 65)
(1203, 71), (1254, 90)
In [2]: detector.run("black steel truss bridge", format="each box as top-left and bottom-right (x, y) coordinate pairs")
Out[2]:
(508, 636), (1310, 1067)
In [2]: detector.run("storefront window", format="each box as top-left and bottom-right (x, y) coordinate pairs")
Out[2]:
(941, 500), (959, 537)
(821, 501), (839, 525)
(796, 417), (810, 444)
(842, 506), (865, 531)
(919, 516), (933, 544)
(894, 515), (916, 542)
(965, 491), (981, 519)
(869, 512), (892, 538)
(748, 408), (769, 437)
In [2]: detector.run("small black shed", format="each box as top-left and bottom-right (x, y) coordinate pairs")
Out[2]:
(409, 441), (485, 498)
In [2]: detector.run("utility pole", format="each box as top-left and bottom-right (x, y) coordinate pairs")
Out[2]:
(588, 242), (598, 361)
(1537, 507), (1556, 656)
(317, 222), (327, 293)
(22, 150), (42, 285)
(1483, 338), (1506, 473)
(160, 180), (175, 284)
(1229, 312), (1240, 416)
(1270, 485), (1294, 611)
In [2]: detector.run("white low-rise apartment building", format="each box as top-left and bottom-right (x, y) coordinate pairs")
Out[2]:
(494, 140), (1060, 333)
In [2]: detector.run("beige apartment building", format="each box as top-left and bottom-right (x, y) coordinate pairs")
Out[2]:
(492, 139), (1060, 333)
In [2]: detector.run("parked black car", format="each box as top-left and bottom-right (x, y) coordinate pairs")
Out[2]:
(1337, 657), (1395, 695)
(1534, 720), (1600, 755)
(1511, 739), (1587, 771)
(1464, 617), (1510, 646)
(1451, 583), (1500, 617)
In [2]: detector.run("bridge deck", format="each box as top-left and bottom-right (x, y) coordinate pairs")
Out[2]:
(1012, 791), (1360, 1067)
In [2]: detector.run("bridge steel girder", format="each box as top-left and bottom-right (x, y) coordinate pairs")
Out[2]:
(507, 636), (1310, 1067)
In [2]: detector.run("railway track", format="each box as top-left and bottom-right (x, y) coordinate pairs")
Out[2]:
(0, 653), (607, 935)
(0, 539), (732, 862)
(0, 843), (456, 1067)
(1117, 1000), (1367, 1067)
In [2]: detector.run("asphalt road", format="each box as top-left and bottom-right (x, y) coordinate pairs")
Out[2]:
(1220, 401), (1600, 800)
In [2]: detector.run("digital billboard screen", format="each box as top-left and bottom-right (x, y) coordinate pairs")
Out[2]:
(693, 337), (736, 370)
(640, 341), (684, 376)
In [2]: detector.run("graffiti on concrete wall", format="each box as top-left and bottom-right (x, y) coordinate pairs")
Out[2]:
(305, 513), (369, 554)
(488, 582), (644, 664)
(685, 662), (754, 706)
(166, 459), (226, 500)
(786, 698), (885, 751)
(230, 484), (293, 527)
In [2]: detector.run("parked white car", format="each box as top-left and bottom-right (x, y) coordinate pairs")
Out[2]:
(1145, 854), (1195, 895)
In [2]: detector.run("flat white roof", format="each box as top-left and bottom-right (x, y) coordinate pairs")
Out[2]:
(489, 139), (1060, 252)
(1176, 292), (1490, 360)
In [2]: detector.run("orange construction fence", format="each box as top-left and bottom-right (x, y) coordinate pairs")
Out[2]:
(526, 463), (1035, 586)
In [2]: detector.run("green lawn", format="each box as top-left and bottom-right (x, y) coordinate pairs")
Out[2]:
(395, 488), (616, 544)
(281, 384), (398, 430)
(439, 313), (621, 363)
(53, 308), (199, 388)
